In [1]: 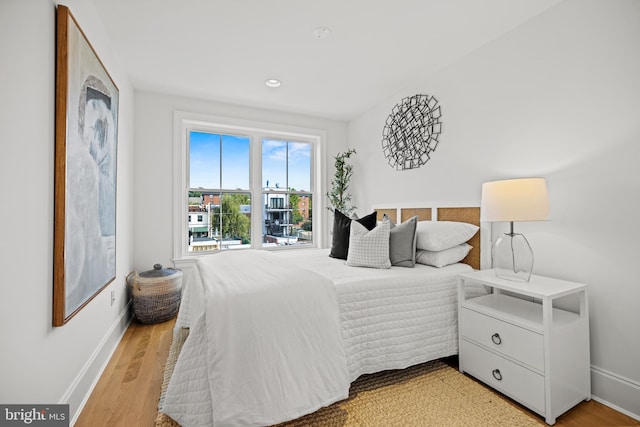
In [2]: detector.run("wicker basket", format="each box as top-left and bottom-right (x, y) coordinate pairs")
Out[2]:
(128, 264), (182, 324)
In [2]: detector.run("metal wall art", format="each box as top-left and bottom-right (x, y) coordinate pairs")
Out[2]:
(381, 94), (442, 170)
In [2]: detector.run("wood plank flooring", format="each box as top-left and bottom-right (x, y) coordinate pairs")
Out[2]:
(75, 318), (174, 427)
(76, 318), (639, 427)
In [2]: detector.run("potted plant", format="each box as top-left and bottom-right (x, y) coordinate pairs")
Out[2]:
(327, 148), (356, 215)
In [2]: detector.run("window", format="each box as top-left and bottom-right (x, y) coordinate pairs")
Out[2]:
(262, 140), (312, 247)
(188, 131), (251, 252)
(174, 112), (323, 258)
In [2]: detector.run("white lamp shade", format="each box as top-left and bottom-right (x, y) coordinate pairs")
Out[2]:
(481, 178), (549, 222)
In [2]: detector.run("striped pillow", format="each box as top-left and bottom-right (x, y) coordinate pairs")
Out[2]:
(346, 220), (391, 269)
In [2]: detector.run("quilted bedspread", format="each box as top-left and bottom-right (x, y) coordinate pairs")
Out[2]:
(163, 249), (487, 426)
(275, 249), (487, 381)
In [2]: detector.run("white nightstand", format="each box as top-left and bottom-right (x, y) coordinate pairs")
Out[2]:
(457, 269), (591, 425)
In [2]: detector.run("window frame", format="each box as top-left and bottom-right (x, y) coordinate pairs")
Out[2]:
(173, 111), (325, 261)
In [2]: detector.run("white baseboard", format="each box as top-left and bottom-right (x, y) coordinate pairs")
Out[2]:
(591, 364), (640, 421)
(63, 303), (133, 426)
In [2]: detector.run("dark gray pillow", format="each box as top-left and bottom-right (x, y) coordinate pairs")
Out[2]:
(384, 214), (418, 267)
(330, 209), (377, 260)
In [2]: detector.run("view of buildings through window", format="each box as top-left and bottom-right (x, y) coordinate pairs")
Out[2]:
(188, 131), (313, 252)
(262, 139), (312, 247)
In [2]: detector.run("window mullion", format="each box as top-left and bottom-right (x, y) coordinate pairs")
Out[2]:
(218, 134), (223, 246)
(285, 141), (289, 237)
(251, 134), (263, 249)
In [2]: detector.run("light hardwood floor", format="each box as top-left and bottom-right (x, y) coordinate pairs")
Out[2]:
(76, 318), (174, 427)
(76, 317), (640, 427)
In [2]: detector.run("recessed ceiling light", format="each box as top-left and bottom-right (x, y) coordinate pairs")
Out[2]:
(312, 26), (332, 39)
(265, 78), (281, 88)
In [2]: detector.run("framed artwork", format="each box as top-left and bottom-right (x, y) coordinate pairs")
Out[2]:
(54, 5), (119, 326)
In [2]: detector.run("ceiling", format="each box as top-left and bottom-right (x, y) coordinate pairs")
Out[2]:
(92, 0), (561, 121)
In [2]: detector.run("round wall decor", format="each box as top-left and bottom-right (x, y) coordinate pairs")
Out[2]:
(381, 94), (442, 170)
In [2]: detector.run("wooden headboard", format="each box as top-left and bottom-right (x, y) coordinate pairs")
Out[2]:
(375, 206), (484, 270)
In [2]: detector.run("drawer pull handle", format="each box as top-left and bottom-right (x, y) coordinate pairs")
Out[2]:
(492, 369), (503, 381)
(491, 333), (502, 345)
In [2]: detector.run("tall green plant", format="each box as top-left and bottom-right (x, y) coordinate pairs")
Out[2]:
(327, 148), (356, 215)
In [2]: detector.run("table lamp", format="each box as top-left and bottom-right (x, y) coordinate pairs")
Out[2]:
(481, 178), (549, 282)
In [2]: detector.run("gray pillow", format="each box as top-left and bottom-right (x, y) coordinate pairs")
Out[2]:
(384, 214), (418, 267)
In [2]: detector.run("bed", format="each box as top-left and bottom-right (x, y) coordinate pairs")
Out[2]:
(161, 206), (488, 427)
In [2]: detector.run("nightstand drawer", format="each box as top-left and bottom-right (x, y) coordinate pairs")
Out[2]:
(460, 307), (544, 371)
(462, 339), (545, 414)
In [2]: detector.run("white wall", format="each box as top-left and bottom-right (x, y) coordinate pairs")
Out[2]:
(133, 91), (348, 271)
(348, 0), (640, 418)
(0, 0), (135, 423)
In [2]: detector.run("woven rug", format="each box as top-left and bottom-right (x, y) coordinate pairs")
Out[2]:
(156, 330), (542, 427)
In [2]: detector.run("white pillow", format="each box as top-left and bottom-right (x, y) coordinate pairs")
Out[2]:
(415, 244), (473, 268)
(415, 221), (479, 251)
(346, 220), (391, 269)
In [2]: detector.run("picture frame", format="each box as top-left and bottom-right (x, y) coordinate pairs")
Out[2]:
(54, 5), (119, 326)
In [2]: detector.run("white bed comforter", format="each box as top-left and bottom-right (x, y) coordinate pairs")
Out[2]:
(165, 249), (487, 427)
(273, 249), (485, 381)
(163, 250), (350, 427)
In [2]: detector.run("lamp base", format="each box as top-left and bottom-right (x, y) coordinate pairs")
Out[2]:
(491, 231), (534, 282)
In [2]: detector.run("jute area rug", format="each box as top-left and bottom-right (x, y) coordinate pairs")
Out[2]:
(156, 329), (543, 427)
